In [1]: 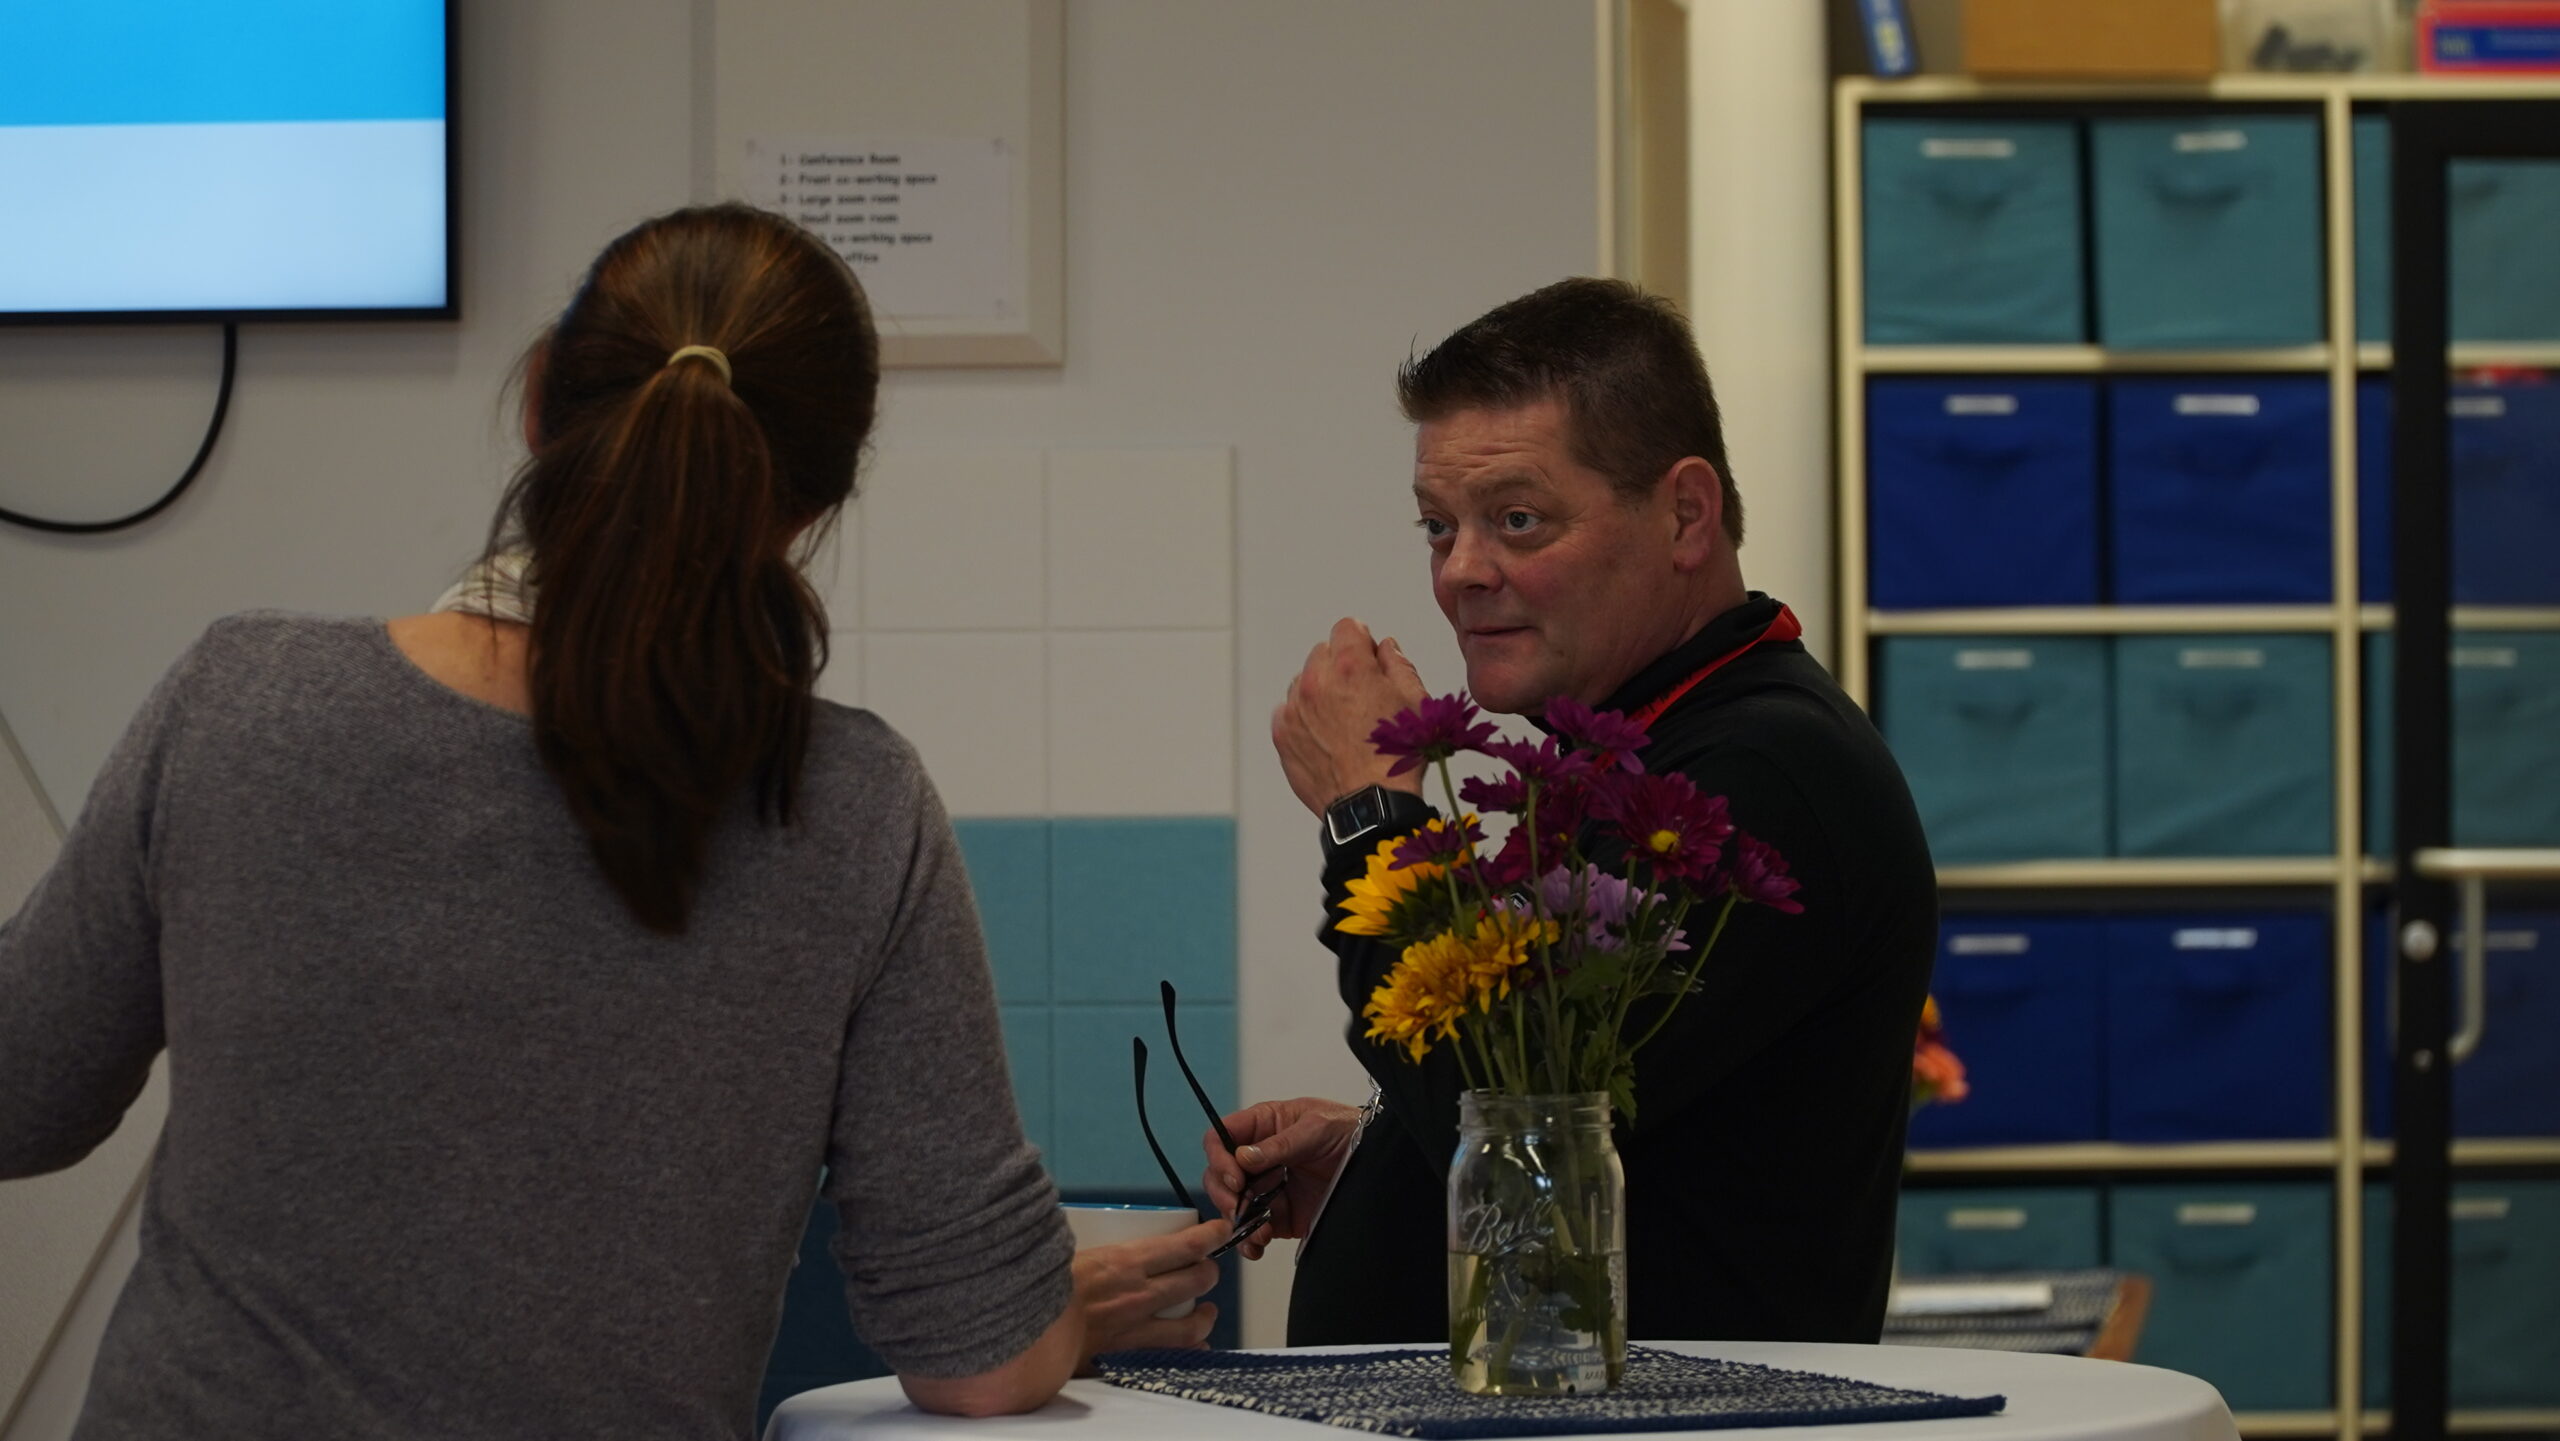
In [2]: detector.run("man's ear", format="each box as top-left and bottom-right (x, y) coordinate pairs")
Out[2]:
(1664, 456), (1723, 571)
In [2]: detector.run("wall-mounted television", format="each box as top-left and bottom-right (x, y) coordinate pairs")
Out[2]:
(0, 2), (454, 324)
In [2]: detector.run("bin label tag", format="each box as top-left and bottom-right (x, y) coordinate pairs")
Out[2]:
(1947, 1208), (2029, 1230)
(1955, 648), (2034, 670)
(2177, 1203), (2258, 1226)
(1922, 137), (2016, 160)
(1944, 394), (2019, 416)
(2175, 394), (2261, 416)
(1950, 934), (2030, 955)
(2452, 1197), (2512, 1221)
(2174, 927), (2261, 950)
(2175, 130), (2249, 153)
(2178, 648), (2266, 670)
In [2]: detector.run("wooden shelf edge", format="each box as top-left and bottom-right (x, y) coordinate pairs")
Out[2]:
(2232, 1411), (2343, 1437)
(2360, 1139), (2560, 1167)
(1938, 859), (2345, 888)
(1907, 1142), (2341, 1173)
(1841, 74), (2560, 104)
(1872, 607), (2344, 635)
(1858, 344), (2332, 373)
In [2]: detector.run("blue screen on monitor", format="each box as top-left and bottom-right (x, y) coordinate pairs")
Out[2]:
(0, 2), (452, 321)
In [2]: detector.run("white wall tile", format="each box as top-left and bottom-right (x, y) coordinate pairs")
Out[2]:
(814, 631), (862, 709)
(1048, 631), (1233, 815)
(859, 451), (1044, 630)
(1047, 447), (1234, 629)
(863, 632), (1046, 816)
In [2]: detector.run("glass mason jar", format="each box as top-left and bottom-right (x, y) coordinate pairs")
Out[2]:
(1446, 1090), (1627, 1395)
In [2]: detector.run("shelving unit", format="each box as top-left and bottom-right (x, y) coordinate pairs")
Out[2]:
(1836, 73), (2560, 1441)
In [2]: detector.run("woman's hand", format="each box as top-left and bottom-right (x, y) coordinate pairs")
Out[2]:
(1071, 1218), (1225, 1371)
(1203, 1097), (1363, 1261)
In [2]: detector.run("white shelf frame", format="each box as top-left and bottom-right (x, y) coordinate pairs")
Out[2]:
(1835, 76), (2560, 1441)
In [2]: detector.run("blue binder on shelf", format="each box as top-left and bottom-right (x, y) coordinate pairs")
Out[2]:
(2112, 635), (2333, 858)
(2103, 913), (2332, 1143)
(2092, 115), (2323, 349)
(1880, 637), (2109, 863)
(1864, 118), (2084, 345)
(1907, 917), (2105, 1148)
(2108, 378), (2332, 605)
(1868, 378), (2101, 609)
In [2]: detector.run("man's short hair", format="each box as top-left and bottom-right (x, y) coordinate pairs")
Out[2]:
(1396, 277), (1742, 546)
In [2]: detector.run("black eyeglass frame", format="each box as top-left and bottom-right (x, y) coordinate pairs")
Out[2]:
(1132, 980), (1289, 1260)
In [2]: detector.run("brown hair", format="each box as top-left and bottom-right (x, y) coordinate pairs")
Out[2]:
(488, 203), (879, 934)
(1396, 277), (1742, 546)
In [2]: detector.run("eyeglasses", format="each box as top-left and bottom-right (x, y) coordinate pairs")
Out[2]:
(1133, 980), (1288, 1261)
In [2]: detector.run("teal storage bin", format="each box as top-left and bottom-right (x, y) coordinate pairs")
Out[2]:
(2093, 115), (2323, 349)
(1898, 1187), (2103, 1274)
(2451, 160), (2560, 343)
(2355, 116), (2390, 343)
(2363, 1182), (2560, 1408)
(2338, 125), (2560, 343)
(2113, 635), (2334, 857)
(1880, 637), (2109, 863)
(2369, 632), (2560, 851)
(1864, 118), (2084, 344)
(2110, 1183), (2332, 1412)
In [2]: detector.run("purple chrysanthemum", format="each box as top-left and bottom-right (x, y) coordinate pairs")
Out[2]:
(1368, 694), (1499, 777)
(1390, 814), (1483, 870)
(1544, 696), (1651, 772)
(1480, 735), (1597, 789)
(1457, 771), (1528, 814)
(1724, 831), (1803, 913)
(1611, 772), (1734, 884)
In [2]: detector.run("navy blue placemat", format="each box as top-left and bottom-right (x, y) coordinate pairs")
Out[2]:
(1093, 1345), (2007, 1439)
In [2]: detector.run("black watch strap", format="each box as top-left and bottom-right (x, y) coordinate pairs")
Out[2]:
(1321, 785), (1431, 861)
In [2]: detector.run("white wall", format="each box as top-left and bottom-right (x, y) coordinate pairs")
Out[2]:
(0, 0), (1601, 1391)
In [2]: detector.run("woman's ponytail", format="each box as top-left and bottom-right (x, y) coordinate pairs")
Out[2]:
(489, 205), (876, 933)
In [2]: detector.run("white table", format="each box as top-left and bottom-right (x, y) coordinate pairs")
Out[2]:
(764, 1340), (2239, 1441)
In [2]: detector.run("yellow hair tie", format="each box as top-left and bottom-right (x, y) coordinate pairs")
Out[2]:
(664, 344), (732, 386)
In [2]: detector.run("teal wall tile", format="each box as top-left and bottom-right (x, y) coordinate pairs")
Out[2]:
(1048, 1003), (1237, 1194)
(1000, 1006), (1051, 1158)
(1050, 817), (1237, 1005)
(953, 818), (1049, 1004)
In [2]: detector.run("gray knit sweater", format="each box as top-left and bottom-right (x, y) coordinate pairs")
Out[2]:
(0, 613), (1072, 1440)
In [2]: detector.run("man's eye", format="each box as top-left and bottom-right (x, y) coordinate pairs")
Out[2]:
(1417, 517), (1452, 541)
(1501, 510), (1539, 533)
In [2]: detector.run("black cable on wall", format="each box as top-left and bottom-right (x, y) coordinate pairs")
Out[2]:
(0, 324), (237, 536)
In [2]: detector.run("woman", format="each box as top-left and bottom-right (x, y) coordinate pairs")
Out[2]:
(0, 204), (1219, 1438)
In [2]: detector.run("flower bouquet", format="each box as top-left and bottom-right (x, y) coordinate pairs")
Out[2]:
(1336, 693), (1802, 1395)
(1910, 997), (1968, 1114)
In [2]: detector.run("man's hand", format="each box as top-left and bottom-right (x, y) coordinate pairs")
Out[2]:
(1273, 618), (1429, 815)
(1202, 1097), (1363, 1261)
(1070, 1219), (1225, 1372)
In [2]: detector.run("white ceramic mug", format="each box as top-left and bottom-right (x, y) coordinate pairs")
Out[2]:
(1058, 1203), (1200, 1319)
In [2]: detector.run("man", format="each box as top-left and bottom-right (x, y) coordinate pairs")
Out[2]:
(1206, 278), (1936, 1345)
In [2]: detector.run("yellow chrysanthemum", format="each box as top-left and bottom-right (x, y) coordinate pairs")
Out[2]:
(1362, 936), (1477, 1061)
(1333, 816), (1474, 938)
(1447, 909), (1554, 1008)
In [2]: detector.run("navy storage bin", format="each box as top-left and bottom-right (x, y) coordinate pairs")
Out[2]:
(2452, 911), (2560, 1137)
(1868, 379), (2101, 609)
(2113, 635), (2334, 857)
(2357, 378), (2392, 604)
(2109, 378), (2332, 605)
(1863, 119), (2084, 345)
(2110, 1183), (2332, 1411)
(2355, 115), (2391, 344)
(2364, 1183), (2560, 1408)
(2092, 116), (2323, 349)
(1907, 917), (2105, 1148)
(1898, 1187), (2103, 1274)
(2104, 914), (2331, 1142)
(1879, 637), (2109, 863)
(2451, 160), (2560, 343)
(2450, 379), (2560, 606)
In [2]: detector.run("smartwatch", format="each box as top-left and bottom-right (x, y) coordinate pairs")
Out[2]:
(1324, 784), (1397, 848)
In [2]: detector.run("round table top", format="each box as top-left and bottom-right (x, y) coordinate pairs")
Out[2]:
(762, 1340), (2238, 1441)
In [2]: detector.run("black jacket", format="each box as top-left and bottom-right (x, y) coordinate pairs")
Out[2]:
(1286, 595), (1938, 1345)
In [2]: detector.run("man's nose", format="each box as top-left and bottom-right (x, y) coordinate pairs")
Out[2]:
(1439, 526), (1500, 591)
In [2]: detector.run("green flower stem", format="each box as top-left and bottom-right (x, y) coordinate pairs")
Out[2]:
(1521, 786), (1568, 1094)
(1625, 892), (1738, 1057)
